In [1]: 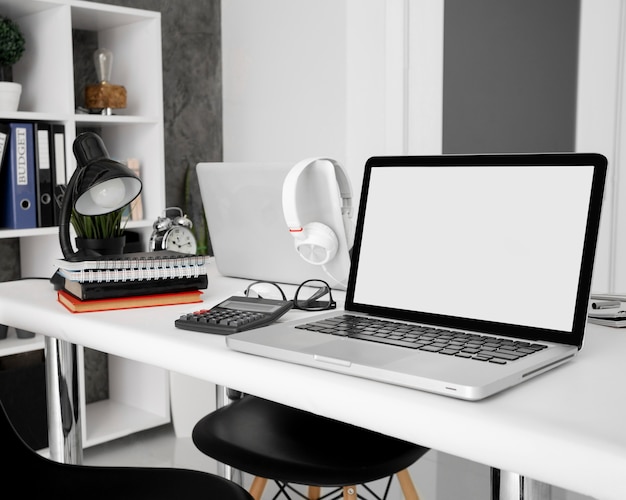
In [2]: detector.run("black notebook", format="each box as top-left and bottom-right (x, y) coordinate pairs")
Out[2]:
(60, 273), (209, 301)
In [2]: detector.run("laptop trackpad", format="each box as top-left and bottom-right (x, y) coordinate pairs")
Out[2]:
(302, 339), (412, 366)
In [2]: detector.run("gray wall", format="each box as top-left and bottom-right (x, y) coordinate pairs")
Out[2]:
(443, 0), (580, 154)
(84, 0), (222, 255)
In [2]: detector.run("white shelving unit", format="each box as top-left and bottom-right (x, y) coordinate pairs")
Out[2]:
(0, 0), (170, 448)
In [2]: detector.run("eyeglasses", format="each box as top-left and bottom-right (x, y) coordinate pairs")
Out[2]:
(244, 279), (337, 311)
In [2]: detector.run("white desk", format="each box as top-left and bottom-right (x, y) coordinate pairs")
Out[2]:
(0, 263), (624, 500)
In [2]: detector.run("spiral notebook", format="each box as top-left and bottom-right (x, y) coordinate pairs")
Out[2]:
(56, 263), (208, 283)
(227, 153), (607, 401)
(55, 250), (207, 272)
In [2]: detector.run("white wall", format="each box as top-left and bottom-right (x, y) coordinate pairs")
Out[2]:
(221, 0), (443, 205)
(576, 0), (626, 294)
(221, 0), (348, 161)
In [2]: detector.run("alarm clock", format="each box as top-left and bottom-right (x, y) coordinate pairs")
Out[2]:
(149, 207), (198, 254)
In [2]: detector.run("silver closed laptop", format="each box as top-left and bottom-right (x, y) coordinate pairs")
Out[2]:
(196, 161), (351, 288)
(227, 153), (607, 400)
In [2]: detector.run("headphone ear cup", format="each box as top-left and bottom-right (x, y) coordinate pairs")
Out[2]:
(294, 222), (339, 265)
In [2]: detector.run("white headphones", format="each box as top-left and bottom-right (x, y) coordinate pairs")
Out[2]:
(282, 158), (354, 266)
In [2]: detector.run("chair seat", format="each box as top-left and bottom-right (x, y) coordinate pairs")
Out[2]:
(192, 395), (429, 487)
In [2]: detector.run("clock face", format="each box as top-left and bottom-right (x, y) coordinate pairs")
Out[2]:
(163, 226), (197, 254)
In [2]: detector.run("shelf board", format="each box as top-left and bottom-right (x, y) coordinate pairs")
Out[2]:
(0, 328), (45, 357)
(71, 1), (159, 32)
(0, 221), (151, 240)
(84, 398), (170, 447)
(0, 111), (71, 123)
(0, 226), (59, 239)
(75, 114), (160, 126)
(0, 0), (58, 19)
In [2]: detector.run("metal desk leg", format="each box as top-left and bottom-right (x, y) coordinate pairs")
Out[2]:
(215, 384), (243, 485)
(491, 469), (552, 499)
(45, 337), (83, 464)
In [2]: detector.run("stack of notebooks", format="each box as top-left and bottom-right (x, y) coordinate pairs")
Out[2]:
(587, 294), (626, 328)
(53, 250), (208, 313)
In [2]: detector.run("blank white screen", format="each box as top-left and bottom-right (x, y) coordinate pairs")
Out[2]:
(352, 165), (594, 332)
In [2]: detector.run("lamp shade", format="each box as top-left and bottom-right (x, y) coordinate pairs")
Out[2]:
(71, 133), (142, 216)
(73, 158), (142, 215)
(58, 132), (143, 259)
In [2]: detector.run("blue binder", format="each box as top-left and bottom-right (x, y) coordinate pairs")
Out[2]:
(1, 122), (37, 229)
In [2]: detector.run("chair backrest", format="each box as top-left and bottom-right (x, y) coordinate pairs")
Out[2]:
(2, 399), (256, 500)
(0, 400), (42, 469)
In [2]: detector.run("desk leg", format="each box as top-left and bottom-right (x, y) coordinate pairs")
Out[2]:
(215, 385), (243, 485)
(491, 469), (551, 499)
(45, 337), (83, 465)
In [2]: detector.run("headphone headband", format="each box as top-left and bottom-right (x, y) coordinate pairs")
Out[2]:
(282, 158), (352, 232)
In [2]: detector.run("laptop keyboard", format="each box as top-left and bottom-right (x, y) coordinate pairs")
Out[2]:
(296, 315), (548, 365)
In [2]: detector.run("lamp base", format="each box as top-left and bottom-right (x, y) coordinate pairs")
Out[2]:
(85, 82), (127, 110)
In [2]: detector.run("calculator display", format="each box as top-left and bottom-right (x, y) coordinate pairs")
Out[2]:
(220, 299), (284, 313)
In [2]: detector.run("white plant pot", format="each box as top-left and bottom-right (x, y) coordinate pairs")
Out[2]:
(0, 82), (22, 112)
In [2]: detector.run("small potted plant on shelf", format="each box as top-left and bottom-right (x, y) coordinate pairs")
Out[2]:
(0, 15), (25, 111)
(71, 206), (128, 255)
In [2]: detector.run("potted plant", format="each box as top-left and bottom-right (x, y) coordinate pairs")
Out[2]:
(0, 15), (25, 111)
(71, 206), (129, 255)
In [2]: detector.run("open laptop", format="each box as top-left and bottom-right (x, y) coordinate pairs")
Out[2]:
(196, 162), (351, 288)
(227, 153), (607, 400)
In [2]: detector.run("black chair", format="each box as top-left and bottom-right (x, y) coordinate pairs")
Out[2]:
(192, 394), (429, 500)
(1, 400), (253, 500)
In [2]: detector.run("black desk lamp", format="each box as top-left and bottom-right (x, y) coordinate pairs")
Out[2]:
(59, 132), (142, 259)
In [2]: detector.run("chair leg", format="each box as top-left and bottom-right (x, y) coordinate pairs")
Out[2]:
(249, 476), (268, 500)
(396, 469), (420, 500)
(343, 485), (357, 500)
(308, 485), (321, 499)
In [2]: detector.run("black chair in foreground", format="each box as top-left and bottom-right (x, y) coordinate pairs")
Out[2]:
(192, 394), (430, 500)
(1, 400), (253, 500)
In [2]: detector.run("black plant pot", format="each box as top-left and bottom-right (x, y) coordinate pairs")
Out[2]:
(75, 235), (126, 256)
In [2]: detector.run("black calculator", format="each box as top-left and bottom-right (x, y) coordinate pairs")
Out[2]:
(175, 296), (293, 335)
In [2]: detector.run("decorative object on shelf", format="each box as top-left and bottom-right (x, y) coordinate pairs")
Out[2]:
(15, 329), (35, 339)
(59, 131), (142, 260)
(0, 15), (25, 112)
(150, 207), (198, 254)
(0, 324), (34, 340)
(84, 48), (127, 115)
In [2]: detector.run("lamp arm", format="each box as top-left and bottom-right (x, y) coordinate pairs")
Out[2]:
(59, 169), (79, 260)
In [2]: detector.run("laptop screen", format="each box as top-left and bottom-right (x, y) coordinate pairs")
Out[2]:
(346, 154), (607, 347)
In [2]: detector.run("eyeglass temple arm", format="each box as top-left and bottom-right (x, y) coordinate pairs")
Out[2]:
(298, 286), (331, 307)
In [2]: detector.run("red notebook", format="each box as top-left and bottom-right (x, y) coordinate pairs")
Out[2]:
(58, 288), (203, 313)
